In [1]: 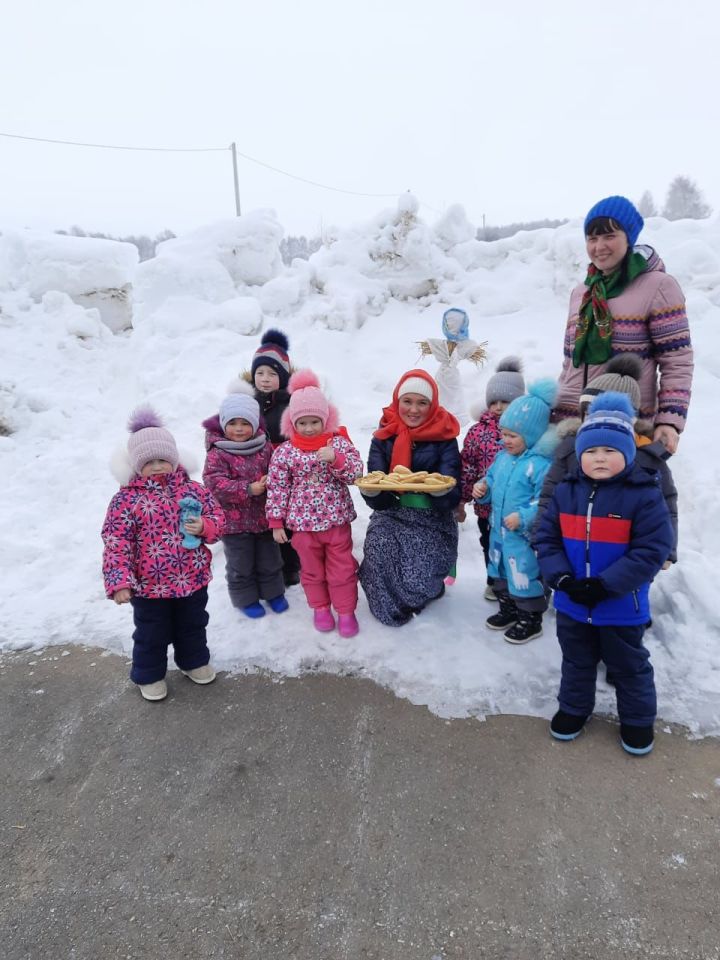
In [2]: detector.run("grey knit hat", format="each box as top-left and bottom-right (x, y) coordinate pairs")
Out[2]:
(220, 393), (260, 433)
(580, 355), (642, 414)
(486, 356), (525, 406)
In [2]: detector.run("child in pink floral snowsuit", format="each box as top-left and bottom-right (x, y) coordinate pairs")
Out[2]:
(202, 386), (286, 619)
(266, 370), (363, 638)
(459, 357), (525, 596)
(101, 408), (224, 702)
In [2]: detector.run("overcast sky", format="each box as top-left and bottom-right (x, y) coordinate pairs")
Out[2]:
(2, 0), (719, 238)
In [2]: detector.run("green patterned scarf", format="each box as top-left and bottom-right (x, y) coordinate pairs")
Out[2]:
(573, 252), (649, 367)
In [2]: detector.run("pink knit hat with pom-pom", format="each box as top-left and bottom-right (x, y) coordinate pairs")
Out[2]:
(286, 370), (330, 426)
(127, 407), (179, 474)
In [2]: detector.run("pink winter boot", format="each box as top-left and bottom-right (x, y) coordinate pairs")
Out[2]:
(337, 613), (359, 638)
(313, 607), (335, 632)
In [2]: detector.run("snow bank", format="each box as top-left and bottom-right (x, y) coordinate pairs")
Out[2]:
(1, 206), (718, 737)
(0, 229), (137, 333)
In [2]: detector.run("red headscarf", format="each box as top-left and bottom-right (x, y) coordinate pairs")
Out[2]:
(374, 369), (460, 471)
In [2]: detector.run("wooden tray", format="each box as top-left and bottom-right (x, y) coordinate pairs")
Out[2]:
(355, 477), (456, 494)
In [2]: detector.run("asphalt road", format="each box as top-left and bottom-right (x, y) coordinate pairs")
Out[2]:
(1, 645), (719, 960)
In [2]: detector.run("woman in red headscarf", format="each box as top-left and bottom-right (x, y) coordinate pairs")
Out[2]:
(359, 369), (461, 626)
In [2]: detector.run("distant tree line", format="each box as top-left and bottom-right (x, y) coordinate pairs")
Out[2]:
(56, 175), (711, 266)
(56, 226), (176, 261)
(477, 218), (569, 241)
(637, 176), (712, 221)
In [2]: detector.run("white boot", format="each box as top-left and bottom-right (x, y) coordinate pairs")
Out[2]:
(139, 679), (167, 701)
(181, 665), (216, 685)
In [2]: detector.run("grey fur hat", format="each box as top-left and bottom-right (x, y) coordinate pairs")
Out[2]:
(486, 356), (525, 406)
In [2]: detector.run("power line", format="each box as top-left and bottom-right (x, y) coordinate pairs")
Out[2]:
(231, 145), (399, 198)
(0, 130), (402, 198)
(0, 129), (443, 212)
(0, 131), (226, 153)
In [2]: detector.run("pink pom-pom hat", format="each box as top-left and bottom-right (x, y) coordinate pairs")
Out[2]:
(127, 406), (179, 474)
(280, 370), (339, 437)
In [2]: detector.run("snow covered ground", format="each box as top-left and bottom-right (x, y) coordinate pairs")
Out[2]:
(1, 199), (718, 736)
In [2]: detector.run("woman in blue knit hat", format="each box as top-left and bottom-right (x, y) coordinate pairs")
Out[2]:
(553, 195), (694, 456)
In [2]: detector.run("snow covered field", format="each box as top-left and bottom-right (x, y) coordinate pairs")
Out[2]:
(1, 198), (718, 735)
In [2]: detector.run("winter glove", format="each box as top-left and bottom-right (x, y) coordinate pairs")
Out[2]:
(577, 577), (610, 607)
(557, 576), (609, 608)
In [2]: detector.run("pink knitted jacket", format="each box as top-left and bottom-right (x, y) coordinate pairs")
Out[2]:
(266, 436), (363, 532)
(554, 248), (694, 432)
(101, 468), (224, 599)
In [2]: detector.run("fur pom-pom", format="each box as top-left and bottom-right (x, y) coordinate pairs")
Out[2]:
(110, 446), (134, 486)
(288, 369), (321, 393)
(225, 378), (255, 397)
(587, 391), (636, 418)
(127, 406), (164, 434)
(261, 328), (289, 352)
(604, 354), (642, 380)
(469, 399), (486, 422)
(495, 355), (523, 374)
(526, 377), (557, 409)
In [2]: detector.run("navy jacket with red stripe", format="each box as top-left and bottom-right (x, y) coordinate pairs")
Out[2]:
(534, 463), (673, 625)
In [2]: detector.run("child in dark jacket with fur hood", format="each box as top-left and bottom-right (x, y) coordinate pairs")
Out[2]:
(243, 328), (301, 587)
(535, 392), (673, 757)
(202, 384), (287, 619)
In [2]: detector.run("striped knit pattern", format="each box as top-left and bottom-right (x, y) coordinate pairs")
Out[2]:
(555, 253), (693, 432)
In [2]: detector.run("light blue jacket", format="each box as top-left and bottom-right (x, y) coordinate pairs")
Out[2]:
(476, 429), (557, 598)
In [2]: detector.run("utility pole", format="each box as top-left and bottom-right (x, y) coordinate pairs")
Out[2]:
(230, 142), (241, 216)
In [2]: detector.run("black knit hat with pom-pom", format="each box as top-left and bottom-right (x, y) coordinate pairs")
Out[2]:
(251, 329), (291, 389)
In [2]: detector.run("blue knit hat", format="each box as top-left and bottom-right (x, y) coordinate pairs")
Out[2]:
(499, 377), (557, 449)
(575, 392), (636, 467)
(584, 196), (644, 247)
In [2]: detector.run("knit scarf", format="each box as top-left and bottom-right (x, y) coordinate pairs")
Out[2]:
(374, 404), (460, 470)
(290, 425), (352, 452)
(214, 433), (267, 456)
(573, 252), (649, 368)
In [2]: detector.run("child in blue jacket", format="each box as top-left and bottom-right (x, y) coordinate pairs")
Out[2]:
(535, 393), (673, 756)
(473, 378), (558, 643)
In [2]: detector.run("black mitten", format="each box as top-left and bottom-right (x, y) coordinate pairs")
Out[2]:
(578, 577), (610, 608)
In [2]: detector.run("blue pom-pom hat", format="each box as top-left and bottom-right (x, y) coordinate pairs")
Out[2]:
(575, 392), (637, 467)
(499, 377), (557, 449)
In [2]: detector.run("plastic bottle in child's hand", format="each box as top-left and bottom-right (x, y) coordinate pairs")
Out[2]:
(179, 496), (203, 548)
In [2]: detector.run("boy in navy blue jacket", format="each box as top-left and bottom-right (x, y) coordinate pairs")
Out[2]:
(535, 392), (673, 755)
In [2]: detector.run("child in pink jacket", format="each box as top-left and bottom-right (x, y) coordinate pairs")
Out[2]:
(101, 408), (224, 702)
(459, 357), (525, 598)
(202, 385), (287, 619)
(266, 370), (363, 637)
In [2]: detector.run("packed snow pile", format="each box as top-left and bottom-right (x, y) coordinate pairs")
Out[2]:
(1, 200), (719, 737)
(0, 229), (138, 332)
(133, 210), (284, 322)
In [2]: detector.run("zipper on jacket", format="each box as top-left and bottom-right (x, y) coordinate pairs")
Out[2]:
(584, 485), (597, 623)
(632, 590), (640, 612)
